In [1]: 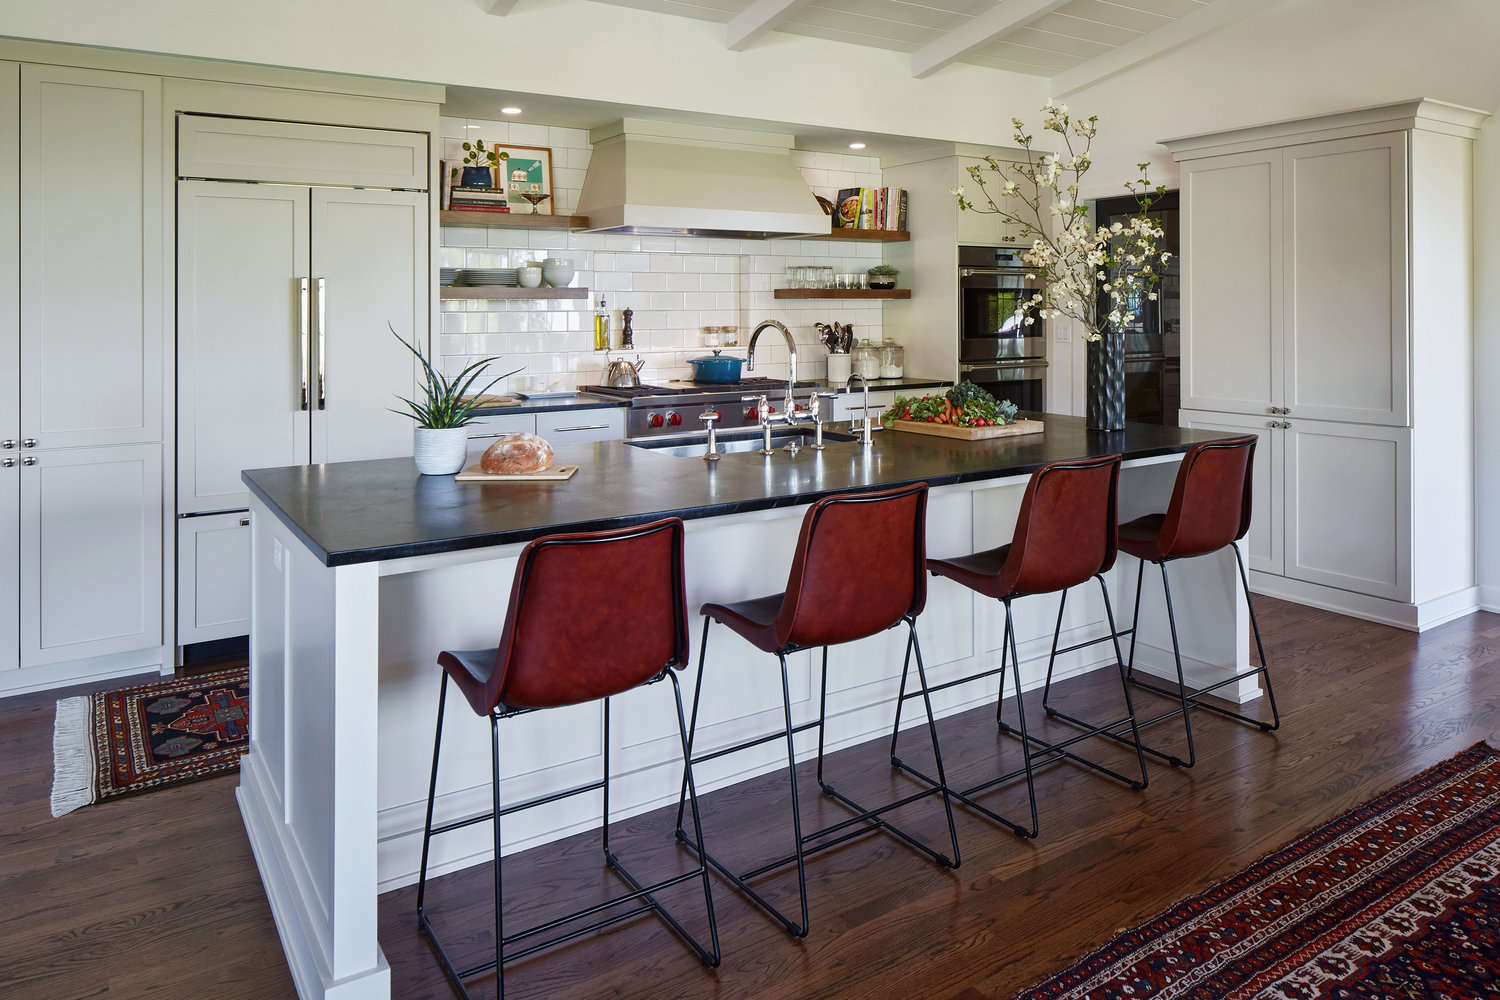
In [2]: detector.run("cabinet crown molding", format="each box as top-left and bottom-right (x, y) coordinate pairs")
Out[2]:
(1160, 99), (1491, 161)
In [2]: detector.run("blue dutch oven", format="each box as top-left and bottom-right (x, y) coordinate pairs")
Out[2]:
(687, 351), (743, 383)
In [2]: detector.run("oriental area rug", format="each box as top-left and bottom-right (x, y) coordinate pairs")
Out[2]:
(50, 667), (249, 817)
(1015, 742), (1500, 1000)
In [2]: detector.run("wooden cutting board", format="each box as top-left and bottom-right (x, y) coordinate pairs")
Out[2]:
(887, 418), (1044, 441)
(462, 393), (525, 408)
(455, 463), (579, 482)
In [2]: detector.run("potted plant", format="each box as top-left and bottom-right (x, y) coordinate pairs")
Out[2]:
(952, 101), (1170, 430)
(457, 139), (509, 189)
(389, 326), (521, 475)
(867, 264), (899, 290)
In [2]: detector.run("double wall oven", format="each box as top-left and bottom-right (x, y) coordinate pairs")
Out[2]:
(958, 246), (1046, 412)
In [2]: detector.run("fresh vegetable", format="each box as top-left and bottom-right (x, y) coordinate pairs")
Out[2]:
(882, 381), (1020, 429)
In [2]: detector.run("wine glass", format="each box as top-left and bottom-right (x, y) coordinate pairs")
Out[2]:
(518, 191), (551, 214)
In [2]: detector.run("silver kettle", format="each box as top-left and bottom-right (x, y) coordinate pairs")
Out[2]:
(604, 353), (646, 388)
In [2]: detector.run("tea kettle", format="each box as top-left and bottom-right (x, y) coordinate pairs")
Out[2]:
(604, 353), (646, 388)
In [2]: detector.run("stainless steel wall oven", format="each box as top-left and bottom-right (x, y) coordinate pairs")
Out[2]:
(958, 246), (1046, 412)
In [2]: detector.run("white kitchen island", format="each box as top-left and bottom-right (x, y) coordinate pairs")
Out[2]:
(237, 417), (1253, 1000)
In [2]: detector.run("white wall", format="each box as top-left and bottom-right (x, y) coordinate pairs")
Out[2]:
(1040, 0), (1500, 603)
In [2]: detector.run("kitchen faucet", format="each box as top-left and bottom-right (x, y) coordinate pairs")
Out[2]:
(745, 319), (799, 421)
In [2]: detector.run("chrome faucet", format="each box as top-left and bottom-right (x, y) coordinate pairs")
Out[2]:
(847, 373), (879, 446)
(746, 319), (799, 421)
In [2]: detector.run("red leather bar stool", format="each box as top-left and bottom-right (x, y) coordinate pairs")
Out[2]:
(1110, 434), (1280, 768)
(415, 518), (719, 1000)
(674, 482), (960, 938)
(894, 455), (1146, 840)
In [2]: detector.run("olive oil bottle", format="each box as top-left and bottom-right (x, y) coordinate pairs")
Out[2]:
(593, 297), (610, 351)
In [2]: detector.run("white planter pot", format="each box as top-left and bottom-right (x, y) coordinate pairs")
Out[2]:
(413, 427), (468, 475)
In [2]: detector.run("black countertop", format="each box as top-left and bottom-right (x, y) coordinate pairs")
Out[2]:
(243, 415), (1234, 568)
(469, 377), (953, 416)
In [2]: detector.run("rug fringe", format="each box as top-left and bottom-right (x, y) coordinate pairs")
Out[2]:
(50, 695), (95, 817)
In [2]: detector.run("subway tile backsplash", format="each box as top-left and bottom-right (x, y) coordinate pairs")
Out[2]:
(439, 117), (888, 392)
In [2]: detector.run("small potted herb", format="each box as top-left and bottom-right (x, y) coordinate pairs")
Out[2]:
(868, 264), (899, 290)
(457, 139), (509, 189)
(389, 326), (521, 475)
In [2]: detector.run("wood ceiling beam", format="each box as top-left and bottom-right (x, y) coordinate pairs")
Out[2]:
(727, 0), (815, 51)
(1051, 0), (1297, 96)
(483, 0), (521, 15)
(911, 0), (1070, 79)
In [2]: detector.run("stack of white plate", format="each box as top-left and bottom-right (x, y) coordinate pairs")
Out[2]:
(462, 268), (518, 287)
(439, 268), (460, 286)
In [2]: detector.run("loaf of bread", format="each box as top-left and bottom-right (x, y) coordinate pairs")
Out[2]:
(480, 433), (554, 475)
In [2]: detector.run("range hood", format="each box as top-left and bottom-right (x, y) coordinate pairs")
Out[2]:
(576, 119), (830, 239)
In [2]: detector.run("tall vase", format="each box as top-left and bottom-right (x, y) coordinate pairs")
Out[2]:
(1086, 329), (1127, 432)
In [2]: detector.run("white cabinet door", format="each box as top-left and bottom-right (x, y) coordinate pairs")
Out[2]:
(536, 408), (625, 443)
(20, 444), (164, 667)
(1283, 133), (1409, 426)
(1, 61), (18, 676)
(309, 187), (427, 465)
(1284, 419), (1410, 601)
(1178, 409), (1282, 576)
(19, 65), (161, 451)
(177, 181), (312, 510)
(177, 511), (252, 645)
(1179, 150), (1282, 417)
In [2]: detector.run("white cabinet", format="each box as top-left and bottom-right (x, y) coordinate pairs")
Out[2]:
(955, 156), (1022, 247)
(832, 389), (894, 422)
(176, 116), (429, 648)
(0, 65), (166, 693)
(463, 409), (625, 463)
(1168, 100), (1486, 629)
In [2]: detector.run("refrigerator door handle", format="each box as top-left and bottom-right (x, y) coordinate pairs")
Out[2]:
(298, 278), (310, 411)
(316, 277), (327, 410)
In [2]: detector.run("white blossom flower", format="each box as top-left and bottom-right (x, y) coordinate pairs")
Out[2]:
(950, 187), (964, 196)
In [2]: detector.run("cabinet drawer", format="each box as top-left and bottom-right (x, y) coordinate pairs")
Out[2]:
(832, 390), (894, 422)
(178, 511), (252, 645)
(536, 408), (625, 442)
(465, 414), (536, 460)
(177, 115), (427, 189)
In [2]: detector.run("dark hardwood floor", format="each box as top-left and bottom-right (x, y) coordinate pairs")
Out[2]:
(4, 596), (1499, 999)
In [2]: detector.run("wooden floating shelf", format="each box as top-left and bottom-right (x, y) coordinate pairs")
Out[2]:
(440, 286), (589, 301)
(772, 288), (911, 300)
(795, 229), (910, 242)
(440, 210), (590, 230)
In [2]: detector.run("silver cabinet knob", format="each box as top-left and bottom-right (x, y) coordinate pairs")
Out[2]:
(21, 455), (37, 465)
(1, 457), (14, 468)
(1, 439), (14, 449)
(22, 438), (37, 448)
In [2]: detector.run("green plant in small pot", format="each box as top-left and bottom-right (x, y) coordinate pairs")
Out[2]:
(868, 264), (899, 290)
(389, 326), (521, 475)
(456, 139), (509, 189)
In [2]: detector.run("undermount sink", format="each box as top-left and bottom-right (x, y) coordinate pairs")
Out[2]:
(628, 426), (858, 459)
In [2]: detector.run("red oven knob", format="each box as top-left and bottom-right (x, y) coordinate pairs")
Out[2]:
(766, 404), (777, 414)
(667, 411), (682, 426)
(746, 406), (758, 420)
(648, 413), (664, 428)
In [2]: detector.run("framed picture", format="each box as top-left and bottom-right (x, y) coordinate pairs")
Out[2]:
(493, 144), (554, 215)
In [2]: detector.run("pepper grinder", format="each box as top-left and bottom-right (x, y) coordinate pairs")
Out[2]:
(620, 307), (635, 350)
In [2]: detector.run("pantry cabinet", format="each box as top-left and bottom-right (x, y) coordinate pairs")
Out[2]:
(1168, 100), (1485, 629)
(1, 63), (166, 692)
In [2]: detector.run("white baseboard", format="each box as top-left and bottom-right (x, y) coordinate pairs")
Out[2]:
(0, 647), (167, 699)
(1248, 574), (1480, 632)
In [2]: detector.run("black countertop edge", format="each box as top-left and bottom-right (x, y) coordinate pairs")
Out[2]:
(243, 417), (1229, 569)
(471, 393), (627, 416)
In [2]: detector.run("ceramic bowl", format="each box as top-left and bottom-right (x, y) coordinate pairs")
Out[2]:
(518, 265), (543, 288)
(541, 258), (575, 287)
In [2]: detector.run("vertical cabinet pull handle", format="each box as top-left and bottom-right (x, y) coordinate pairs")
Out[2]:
(316, 277), (327, 411)
(299, 278), (310, 411)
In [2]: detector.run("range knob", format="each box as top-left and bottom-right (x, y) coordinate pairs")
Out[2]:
(766, 404), (777, 414)
(745, 405), (758, 420)
(648, 413), (665, 428)
(667, 411), (682, 427)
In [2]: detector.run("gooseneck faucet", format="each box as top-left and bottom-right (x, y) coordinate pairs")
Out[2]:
(746, 319), (799, 420)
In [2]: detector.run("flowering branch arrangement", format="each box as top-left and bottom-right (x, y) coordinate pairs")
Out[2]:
(952, 101), (1171, 342)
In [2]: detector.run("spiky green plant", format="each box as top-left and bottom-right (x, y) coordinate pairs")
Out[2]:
(389, 325), (521, 428)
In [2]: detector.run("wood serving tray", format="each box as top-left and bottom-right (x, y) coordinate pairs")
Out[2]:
(461, 393), (525, 408)
(887, 418), (1044, 441)
(455, 463), (579, 482)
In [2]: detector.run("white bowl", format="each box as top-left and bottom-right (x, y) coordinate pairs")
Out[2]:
(541, 258), (575, 287)
(518, 266), (543, 288)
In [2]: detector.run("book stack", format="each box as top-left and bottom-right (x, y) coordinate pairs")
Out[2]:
(834, 187), (908, 232)
(442, 159), (511, 213)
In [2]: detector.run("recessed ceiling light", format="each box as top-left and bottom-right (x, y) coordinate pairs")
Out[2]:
(501, 107), (523, 115)
(848, 142), (867, 150)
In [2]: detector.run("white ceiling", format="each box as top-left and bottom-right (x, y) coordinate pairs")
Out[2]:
(489, 0), (1221, 78)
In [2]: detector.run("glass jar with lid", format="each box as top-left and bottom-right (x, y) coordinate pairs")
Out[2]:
(853, 339), (881, 380)
(879, 341), (904, 379)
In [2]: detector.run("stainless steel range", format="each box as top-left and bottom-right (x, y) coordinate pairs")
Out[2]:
(586, 378), (821, 440)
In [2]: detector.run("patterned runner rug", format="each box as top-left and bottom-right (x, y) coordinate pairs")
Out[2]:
(1016, 742), (1500, 999)
(50, 667), (249, 817)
